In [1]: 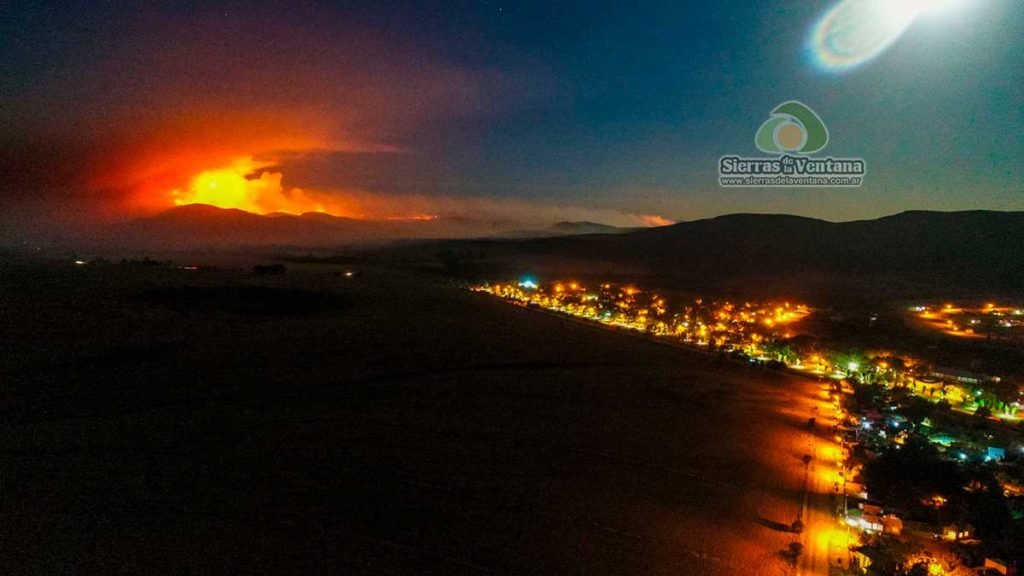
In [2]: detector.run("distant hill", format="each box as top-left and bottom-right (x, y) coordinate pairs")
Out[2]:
(72, 208), (1024, 296)
(80, 205), (646, 249)
(90, 204), (524, 249)
(445, 211), (1024, 297)
(100, 205), (374, 248)
(501, 220), (639, 239)
(548, 221), (637, 235)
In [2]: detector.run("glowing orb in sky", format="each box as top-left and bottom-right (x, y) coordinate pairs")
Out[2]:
(810, 0), (969, 72)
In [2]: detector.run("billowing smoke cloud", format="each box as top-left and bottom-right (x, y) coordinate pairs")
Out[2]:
(1, 3), (547, 219)
(0, 2), (672, 242)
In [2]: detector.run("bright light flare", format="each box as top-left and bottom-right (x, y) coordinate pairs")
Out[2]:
(809, 0), (974, 72)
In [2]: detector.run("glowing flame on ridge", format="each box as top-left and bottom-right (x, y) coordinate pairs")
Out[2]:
(171, 156), (341, 216)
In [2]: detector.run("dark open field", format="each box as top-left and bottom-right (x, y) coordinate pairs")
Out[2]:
(1, 260), (825, 575)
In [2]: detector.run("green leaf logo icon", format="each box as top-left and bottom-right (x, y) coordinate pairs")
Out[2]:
(755, 101), (829, 154)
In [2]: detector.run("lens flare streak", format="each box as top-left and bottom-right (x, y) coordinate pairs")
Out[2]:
(810, 0), (962, 72)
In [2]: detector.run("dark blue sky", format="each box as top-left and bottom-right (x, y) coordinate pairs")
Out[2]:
(2, 0), (1022, 226)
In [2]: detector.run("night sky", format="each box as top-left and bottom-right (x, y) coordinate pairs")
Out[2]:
(2, 0), (1022, 235)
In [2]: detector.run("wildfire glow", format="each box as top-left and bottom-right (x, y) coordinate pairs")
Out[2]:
(171, 157), (346, 215)
(164, 155), (670, 226)
(640, 214), (676, 227)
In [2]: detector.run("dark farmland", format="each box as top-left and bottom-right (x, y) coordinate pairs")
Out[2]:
(1, 262), (822, 575)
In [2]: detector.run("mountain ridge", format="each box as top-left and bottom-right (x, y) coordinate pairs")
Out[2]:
(78, 204), (639, 248)
(449, 210), (1024, 295)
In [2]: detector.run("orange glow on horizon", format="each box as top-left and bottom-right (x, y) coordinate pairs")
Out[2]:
(170, 156), (355, 217)
(89, 123), (675, 226)
(165, 154), (454, 222)
(166, 156), (449, 222)
(385, 214), (439, 221)
(640, 214), (675, 227)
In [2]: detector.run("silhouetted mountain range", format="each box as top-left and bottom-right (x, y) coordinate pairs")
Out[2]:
(91, 204), (526, 248)
(501, 221), (638, 238)
(548, 221), (638, 235)
(64, 207), (1024, 295)
(452, 210), (1024, 296)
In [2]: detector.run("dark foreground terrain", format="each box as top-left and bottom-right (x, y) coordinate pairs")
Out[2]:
(1, 260), (824, 575)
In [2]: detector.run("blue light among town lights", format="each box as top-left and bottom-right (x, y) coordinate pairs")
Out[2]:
(518, 278), (539, 290)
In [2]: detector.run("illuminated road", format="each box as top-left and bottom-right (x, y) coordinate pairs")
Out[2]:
(1, 269), (873, 575)
(475, 287), (868, 574)
(494, 291), (860, 575)
(799, 380), (856, 576)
